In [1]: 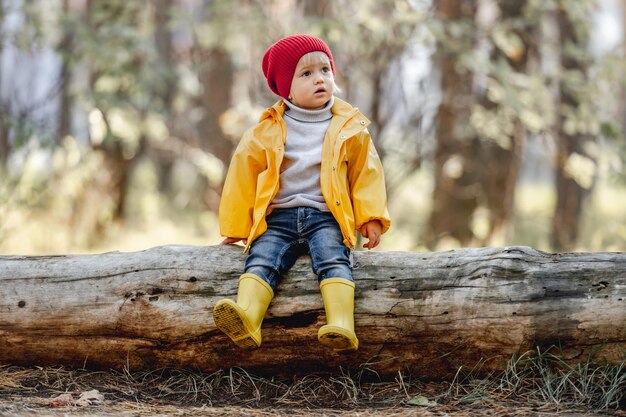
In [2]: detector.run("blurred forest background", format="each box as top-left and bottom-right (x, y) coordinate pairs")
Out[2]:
(0, 0), (624, 255)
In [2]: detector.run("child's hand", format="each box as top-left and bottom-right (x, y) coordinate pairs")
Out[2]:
(221, 237), (247, 245)
(360, 220), (382, 250)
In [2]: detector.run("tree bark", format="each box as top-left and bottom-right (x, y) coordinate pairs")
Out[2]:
(1, 245), (623, 379)
(56, 0), (73, 145)
(427, 0), (478, 249)
(623, 0), (626, 137)
(0, 0), (9, 170)
(196, 45), (234, 211)
(152, 0), (177, 195)
(476, 0), (533, 246)
(551, 4), (595, 251)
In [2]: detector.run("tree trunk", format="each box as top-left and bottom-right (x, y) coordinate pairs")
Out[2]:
(56, 0), (73, 145)
(476, 0), (533, 246)
(0, 0), (9, 170)
(1, 245), (623, 380)
(0, 112), (7, 170)
(551, 4), (595, 251)
(153, 0), (177, 195)
(197, 46), (234, 211)
(427, 0), (478, 249)
(621, 0), (626, 145)
(71, 140), (131, 246)
(195, 0), (235, 170)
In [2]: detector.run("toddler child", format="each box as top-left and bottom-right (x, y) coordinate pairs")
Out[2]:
(213, 34), (390, 352)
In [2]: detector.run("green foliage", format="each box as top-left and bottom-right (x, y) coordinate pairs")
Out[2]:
(331, 0), (423, 56)
(63, 1), (176, 152)
(0, 0), (624, 253)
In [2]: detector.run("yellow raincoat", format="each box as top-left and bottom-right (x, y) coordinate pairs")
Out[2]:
(219, 97), (391, 252)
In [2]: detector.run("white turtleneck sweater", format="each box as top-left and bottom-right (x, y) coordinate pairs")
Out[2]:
(269, 97), (334, 212)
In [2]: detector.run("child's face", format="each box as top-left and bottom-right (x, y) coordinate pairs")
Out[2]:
(288, 52), (335, 110)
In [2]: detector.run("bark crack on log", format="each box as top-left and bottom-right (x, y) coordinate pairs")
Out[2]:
(2, 267), (198, 282)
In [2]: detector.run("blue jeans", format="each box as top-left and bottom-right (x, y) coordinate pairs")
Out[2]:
(245, 207), (353, 290)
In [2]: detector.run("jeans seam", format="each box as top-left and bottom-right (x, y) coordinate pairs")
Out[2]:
(274, 239), (305, 273)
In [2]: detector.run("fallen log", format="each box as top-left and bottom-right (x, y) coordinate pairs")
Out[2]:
(0, 245), (624, 379)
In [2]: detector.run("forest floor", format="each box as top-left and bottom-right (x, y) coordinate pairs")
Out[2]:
(1, 365), (623, 417)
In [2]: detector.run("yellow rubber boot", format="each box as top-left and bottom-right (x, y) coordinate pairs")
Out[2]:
(318, 278), (359, 352)
(213, 273), (274, 349)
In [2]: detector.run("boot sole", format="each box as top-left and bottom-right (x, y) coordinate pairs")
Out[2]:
(318, 326), (358, 352)
(213, 301), (260, 349)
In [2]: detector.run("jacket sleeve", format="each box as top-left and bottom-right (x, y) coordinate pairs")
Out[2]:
(347, 130), (391, 233)
(219, 129), (267, 239)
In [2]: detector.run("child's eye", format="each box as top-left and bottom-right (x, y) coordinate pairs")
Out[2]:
(302, 71), (311, 77)
(322, 67), (330, 73)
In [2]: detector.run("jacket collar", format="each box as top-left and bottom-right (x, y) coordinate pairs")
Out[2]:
(331, 97), (360, 118)
(259, 100), (287, 122)
(260, 97), (371, 135)
(330, 97), (371, 135)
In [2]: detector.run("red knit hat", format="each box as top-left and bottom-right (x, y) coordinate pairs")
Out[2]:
(262, 34), (335, 99)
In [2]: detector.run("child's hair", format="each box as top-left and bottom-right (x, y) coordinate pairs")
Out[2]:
(297, 50), (330, 68)
(297, 51), (341, 95)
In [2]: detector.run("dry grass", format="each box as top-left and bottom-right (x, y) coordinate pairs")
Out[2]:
(0, 349), (624, 416)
